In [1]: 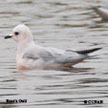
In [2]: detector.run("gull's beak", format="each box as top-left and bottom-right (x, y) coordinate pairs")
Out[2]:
(4, 34), (12, 39)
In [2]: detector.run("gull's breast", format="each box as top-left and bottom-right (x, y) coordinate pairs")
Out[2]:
(16, 56), (30, 70)
(18, 64), (30, 70)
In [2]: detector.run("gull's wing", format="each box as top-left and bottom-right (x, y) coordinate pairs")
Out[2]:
(54, 50), (86, 67)
(22, 46), (86, 68)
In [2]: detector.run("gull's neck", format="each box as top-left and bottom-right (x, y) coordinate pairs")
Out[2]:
(17, 39), (35, 53)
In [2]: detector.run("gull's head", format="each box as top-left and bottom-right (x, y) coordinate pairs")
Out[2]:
(5, 24), (33, 43)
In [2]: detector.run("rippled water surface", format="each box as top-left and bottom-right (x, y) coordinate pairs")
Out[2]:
(1, 0), (108, 108)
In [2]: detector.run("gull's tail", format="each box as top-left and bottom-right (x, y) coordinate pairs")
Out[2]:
(76, 48), (101, 55)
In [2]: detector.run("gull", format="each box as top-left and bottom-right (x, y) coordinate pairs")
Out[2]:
(92, 5), (108, 20)
(4, 24), (101, 70)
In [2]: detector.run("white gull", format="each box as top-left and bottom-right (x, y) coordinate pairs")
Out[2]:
(4, 24), (101, 70)
(92, 5), (108, 20)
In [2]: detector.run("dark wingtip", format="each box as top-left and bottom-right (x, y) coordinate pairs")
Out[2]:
(77, 48), (102, 55)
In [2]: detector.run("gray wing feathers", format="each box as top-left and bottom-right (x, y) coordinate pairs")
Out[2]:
(23, 48), (86, 66)
(23, 49), (56, 62)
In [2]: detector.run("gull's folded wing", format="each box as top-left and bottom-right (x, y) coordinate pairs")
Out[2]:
(22, 47), (86, 67)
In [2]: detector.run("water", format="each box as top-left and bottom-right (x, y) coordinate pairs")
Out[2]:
(0, 0), (108, 108)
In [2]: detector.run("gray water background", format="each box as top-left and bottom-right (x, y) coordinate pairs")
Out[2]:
(0, 0), (108, 108)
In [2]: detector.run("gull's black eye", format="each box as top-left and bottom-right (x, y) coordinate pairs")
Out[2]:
(14, 32), (19, 35)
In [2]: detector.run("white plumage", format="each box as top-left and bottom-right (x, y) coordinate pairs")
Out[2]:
(5, 24), (101, 70)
